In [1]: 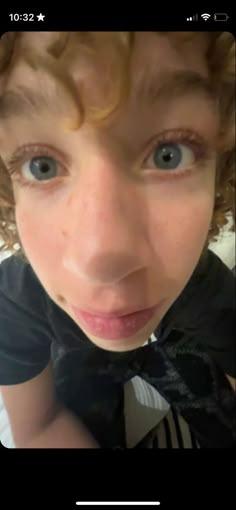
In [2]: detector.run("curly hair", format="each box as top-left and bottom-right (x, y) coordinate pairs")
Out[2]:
(0, 31), (235, 265)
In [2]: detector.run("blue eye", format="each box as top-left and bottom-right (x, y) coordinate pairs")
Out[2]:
(22, 156), (58, 182)
(149, 142), (195, 171)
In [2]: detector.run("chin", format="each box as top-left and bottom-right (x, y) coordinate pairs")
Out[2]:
(88, 335), (146, 352)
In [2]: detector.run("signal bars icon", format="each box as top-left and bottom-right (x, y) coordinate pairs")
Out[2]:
(186, 14), (198, 21)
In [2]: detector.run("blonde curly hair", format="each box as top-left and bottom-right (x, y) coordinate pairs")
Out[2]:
(0, 32), (235, 265)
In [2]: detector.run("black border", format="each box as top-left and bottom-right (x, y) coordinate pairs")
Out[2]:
(0, 7), (235, 509)
(1, 447), (236, 508)
(0, 5), (235, 33)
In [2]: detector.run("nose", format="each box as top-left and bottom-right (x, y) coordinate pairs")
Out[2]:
(62, 156), (149, 286)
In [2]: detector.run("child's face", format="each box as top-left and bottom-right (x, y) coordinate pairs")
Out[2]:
(0, 32), (219, 352)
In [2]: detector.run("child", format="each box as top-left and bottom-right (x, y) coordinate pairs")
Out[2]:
(0, 31), (235, 448)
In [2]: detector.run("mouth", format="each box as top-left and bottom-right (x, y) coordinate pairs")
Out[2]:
(70, 302), (164, 341)
(71, 303), (159, 318)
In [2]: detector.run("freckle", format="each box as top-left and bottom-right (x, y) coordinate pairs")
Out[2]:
(57, 294), (65, 304)
(65, 195), (74, 208)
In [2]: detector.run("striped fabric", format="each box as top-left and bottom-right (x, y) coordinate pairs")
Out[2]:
(136, 408), (201, 448)
(142, 333), (158, 347)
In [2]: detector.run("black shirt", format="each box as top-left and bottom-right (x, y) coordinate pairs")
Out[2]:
(0, 249), (235, 448)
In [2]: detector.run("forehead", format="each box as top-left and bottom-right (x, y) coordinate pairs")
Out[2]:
(132, 32), (209, 76)
(2, 31), (209, 87)
(0, 31), (214, 136)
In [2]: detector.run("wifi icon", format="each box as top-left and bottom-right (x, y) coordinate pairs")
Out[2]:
(201, 13), (211, 20)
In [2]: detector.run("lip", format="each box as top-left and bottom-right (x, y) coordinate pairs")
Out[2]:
(73, 304), (157, 318)
(71, 302), (163, 341)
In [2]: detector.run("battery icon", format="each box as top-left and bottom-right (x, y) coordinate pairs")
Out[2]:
(214, 13), (229, 21)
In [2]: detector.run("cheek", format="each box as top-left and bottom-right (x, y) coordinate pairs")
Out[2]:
(166, 204), (211, 254)
(151, 186), (215, 290)
(15, 202), (61, 283)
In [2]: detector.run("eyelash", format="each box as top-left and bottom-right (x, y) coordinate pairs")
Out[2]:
(7, 145), (66, 191)
(6, 128), (209, 190)
(144, 129), (209, 178)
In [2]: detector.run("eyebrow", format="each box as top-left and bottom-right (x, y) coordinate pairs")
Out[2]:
(0, 69), (217, 126)
(135, 69), (217, 109)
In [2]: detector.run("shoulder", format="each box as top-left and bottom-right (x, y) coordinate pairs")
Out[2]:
(0, 255), (52, 385)
(162, 249), (235, 377)
(0, 254), (43, 303)
(165, 249), (234, 327)
(0, 254), (56, 325)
